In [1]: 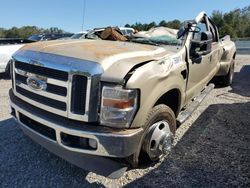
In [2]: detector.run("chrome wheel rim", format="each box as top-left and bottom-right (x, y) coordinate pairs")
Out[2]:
(144, 120), (173, 159)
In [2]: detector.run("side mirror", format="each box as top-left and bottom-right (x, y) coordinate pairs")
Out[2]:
(191, 31), (213, 56)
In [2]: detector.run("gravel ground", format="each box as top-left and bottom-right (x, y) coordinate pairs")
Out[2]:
(0, 55), (249, 187)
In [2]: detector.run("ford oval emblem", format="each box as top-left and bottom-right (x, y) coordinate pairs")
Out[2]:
(27, 77), (47, 91)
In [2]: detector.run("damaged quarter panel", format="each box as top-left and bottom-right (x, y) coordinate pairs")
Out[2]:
(126, 47), (187, 128)
(216, 39), (236, 76)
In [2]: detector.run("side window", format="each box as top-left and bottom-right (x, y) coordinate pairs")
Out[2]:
(209, 25), (216, 42)
(120, 30), (126, 35)
(208, 19), (218, 42)
(127, 30), (133, 35)
(193, 20), (208, 41)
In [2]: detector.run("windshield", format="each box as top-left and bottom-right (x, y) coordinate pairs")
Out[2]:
(130, 27), (182, 46)
(28, 35), (43, 41)
(84, 26), (182, 47)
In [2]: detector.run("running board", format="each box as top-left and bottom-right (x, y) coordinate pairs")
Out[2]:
(177, 83), (215, 125)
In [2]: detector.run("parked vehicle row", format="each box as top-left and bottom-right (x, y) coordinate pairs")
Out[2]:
(28, 33), (74, 41)
(70, 27), (135, 39)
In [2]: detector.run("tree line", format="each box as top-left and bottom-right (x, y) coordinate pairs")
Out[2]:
(125, 5), (250, 39)
(0, 26), (65, 39)
(0, 6), (249, 39)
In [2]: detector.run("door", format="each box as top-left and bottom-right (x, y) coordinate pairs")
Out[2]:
(207, 17), (221, 78)
(186, 17), (213, 101)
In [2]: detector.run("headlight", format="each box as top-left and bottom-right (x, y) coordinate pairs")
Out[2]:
(100, 86), (139, 128)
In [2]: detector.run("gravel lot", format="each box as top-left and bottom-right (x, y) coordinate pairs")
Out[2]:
(0, 55), (249, 187)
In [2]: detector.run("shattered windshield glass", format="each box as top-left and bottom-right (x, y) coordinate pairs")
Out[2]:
(84, 26), (182, 47)
(131, 35), (181, 46)
(130, 27), (181, 46)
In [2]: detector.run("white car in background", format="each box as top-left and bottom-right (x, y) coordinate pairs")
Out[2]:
(71, 27), (135, 40)
(119, 27), (135, 36)
(0, 39), (32, 76)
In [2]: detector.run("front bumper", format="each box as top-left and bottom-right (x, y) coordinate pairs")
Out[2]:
(9, 90), (143, 178)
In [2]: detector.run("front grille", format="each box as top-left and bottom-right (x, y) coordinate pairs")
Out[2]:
(16, 86), (67, 111)
(13, 60), (89, 121)
(15, 61), (68, 81)
(71, 75), (87, 115)
(19, 113), (56, 141)
(15, 73), (67, 96)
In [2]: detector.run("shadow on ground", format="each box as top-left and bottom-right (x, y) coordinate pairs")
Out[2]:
(125, 101), (250, 187)
(0, 118), (103, 187)
(125, 65), (250, 187)
(127, 65), (250, 187)
(229, 65), (250, 97)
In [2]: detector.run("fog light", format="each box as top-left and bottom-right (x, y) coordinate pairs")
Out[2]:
(88, 138), (97, 149)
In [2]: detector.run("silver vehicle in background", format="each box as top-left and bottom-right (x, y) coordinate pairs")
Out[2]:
(70, 31), (89, 39)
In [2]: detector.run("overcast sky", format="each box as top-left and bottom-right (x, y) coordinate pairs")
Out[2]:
(1, 0), (249, 33)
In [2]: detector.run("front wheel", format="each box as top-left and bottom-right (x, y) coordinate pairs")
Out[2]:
(141, 104), (176, 162)
(127, 105), (176, 167)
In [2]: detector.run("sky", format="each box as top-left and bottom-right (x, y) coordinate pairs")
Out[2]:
(0, 0), (249, 33)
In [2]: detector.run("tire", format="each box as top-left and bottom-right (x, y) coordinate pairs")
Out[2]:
(129, 105), (176, 166)
(221, 59), (235, 86)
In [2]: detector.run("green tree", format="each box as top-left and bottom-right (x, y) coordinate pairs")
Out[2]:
(166, 20), (181, 29)
(211, 5), (250, 38)
(159, 20), (167, 27)
(0, 28), (6, 38)
(18, 26), (40, 38)
(211, 11), (224, 29)
(124, 24), (131, 27)
(0, 26), (66, 38)
(147, 22), (157, 30)
(5, 27), (20, 38)
(127, 5), (250, 38)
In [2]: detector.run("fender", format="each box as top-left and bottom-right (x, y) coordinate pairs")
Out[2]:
(126, 50), (187, 128)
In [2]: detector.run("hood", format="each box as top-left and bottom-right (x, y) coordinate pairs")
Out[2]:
(18, 39), (174, 82)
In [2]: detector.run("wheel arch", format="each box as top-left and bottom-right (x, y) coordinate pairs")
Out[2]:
(154, 88), (182, 117)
